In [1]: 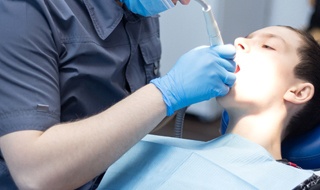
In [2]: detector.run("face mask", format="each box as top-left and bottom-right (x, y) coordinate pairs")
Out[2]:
(120, 0), (175, 17)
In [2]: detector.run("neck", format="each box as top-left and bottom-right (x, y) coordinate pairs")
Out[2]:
(226, 108), (287, 160)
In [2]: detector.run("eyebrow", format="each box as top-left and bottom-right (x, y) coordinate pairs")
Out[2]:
(246, 32), (287, 45)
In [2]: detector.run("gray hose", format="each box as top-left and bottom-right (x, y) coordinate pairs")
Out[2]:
(174, 107), (188, 138)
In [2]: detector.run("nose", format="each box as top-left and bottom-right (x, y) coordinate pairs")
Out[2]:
(234, 37), (250, 53)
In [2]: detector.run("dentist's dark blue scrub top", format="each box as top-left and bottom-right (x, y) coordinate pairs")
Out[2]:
(0, 0), (161, 189)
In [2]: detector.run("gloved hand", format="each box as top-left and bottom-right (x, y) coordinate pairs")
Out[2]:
(150, 44), (236, 116)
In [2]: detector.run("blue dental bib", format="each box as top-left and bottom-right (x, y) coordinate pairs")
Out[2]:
(98, 134), (313, 189)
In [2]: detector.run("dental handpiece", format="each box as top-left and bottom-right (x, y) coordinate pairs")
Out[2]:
(195, 0), (224, 46)
(175, 0), (223, 138)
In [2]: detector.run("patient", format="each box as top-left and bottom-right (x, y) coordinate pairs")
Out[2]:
(97, 26), (320, 190)
(218, 25), (320, 159)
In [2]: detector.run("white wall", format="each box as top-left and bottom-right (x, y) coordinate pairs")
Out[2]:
(267, 0), (312, 28)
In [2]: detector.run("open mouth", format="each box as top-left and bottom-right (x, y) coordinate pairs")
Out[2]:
(235, 65), (240, 73)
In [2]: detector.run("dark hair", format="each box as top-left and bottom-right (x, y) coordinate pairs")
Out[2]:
(307, 0), (320, 31)
(283, 26), (320, 140)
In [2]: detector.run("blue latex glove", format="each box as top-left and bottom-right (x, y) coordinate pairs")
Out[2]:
(150, 45), (236, 116)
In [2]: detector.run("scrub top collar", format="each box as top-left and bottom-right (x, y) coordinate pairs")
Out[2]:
(83, 0), (143, 40)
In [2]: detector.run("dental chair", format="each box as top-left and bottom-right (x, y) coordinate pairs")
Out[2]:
(221, 111), (320, 171)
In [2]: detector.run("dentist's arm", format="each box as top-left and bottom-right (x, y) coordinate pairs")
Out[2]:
(0, 44), (236, 190)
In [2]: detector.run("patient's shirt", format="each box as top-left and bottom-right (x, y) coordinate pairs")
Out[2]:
(97, 134), (313, 190)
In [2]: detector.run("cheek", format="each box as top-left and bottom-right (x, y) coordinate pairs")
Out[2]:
(234, 67), (280, 99)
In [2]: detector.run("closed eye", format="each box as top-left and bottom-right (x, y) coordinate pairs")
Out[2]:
(262, 44), (275, 50)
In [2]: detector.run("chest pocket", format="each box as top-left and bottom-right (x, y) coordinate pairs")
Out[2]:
(140, 36), (161, 83)
(124, 15), (162, 92)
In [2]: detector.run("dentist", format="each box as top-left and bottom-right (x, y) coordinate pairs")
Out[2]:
(0, 0), (235, 189)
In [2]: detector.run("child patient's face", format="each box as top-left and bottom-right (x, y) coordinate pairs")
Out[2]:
(218, 26), (302, 112)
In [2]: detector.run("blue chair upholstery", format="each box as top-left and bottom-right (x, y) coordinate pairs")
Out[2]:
(221, 110), (320, 170)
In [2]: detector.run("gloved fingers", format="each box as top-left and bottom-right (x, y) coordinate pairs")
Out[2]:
(211, 64), (236, 87)
(211, 44), (236, 59)
(224, 72), (236, 87)
(215, 58), (236, 73)
(210, 83), (230, 97)
(217, 85), (230, 97)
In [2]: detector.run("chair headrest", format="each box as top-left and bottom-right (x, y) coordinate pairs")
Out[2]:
(221, 110), (320, 170)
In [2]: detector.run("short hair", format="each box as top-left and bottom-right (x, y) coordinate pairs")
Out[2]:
(283, 26), (320, 140)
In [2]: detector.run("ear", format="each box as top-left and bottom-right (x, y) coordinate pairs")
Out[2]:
(284, 82), (314, 104)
